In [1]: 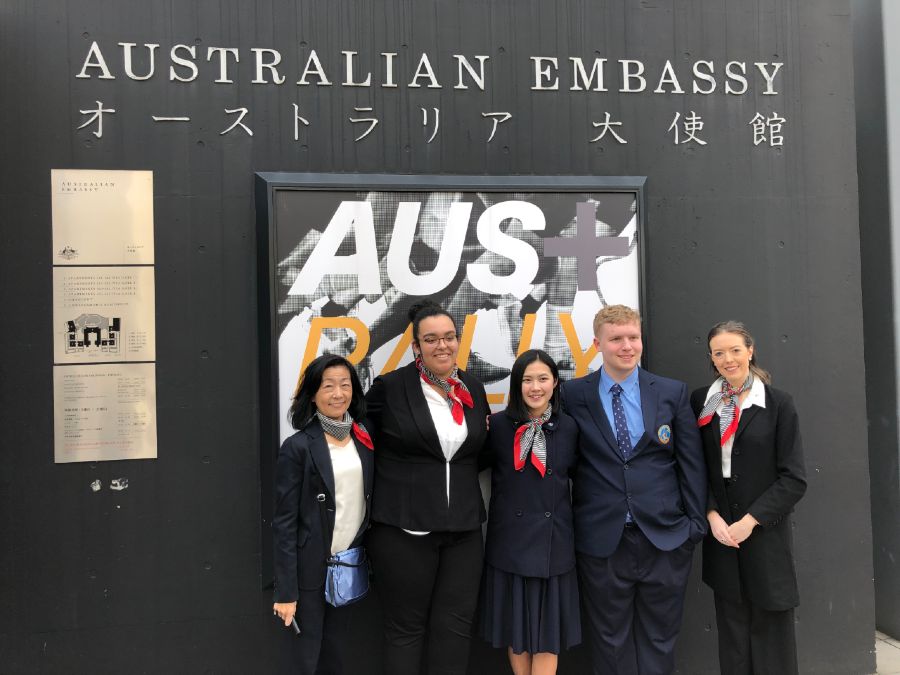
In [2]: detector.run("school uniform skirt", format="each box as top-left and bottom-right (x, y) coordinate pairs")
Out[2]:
(479, 563), (582, 655)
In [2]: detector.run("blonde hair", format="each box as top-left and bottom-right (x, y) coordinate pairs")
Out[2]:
(707, 321), (772, 384)
(593, 304), (642, 337)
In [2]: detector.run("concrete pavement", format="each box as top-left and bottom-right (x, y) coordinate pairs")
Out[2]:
(877, 632), (900, 675)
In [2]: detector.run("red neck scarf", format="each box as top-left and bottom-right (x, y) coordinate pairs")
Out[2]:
(315, 411), (374, 450)
(513, 406), (552, 477)
(415, 357), (474, 425)
(697, 375), (752, 447)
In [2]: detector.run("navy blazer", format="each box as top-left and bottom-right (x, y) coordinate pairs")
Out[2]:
(562, 368), (708, 558)
(365, 361), (490, 532)
(484, 410), (579, 578)
(272, 419), (375, 602)
(690, 384), (806, 610)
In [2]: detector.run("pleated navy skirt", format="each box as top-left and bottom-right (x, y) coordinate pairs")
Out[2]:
(478, 563), (582, 655)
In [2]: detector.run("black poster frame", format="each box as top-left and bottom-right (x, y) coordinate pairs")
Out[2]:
(254, 173), (648, 586)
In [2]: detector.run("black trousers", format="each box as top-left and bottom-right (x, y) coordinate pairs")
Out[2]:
(713, 593), (798, 675)
(577, 525), (694, 675)
(280, 587), (349, 675)
(367, 522), (483, 675)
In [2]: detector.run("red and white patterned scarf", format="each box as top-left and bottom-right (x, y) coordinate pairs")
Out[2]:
(513, 406), (552, 477)
(315, 411), (373, 450)
(697, 375), (752, 447)
(415, 357), (473, 425)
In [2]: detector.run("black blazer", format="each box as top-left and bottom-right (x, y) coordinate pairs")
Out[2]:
(272, 419), (375, 602)
(483, 410), (579, 578)
(364, 361), (490, 532)
(562, 368), (708, 558)
(690, 384), (806, 611)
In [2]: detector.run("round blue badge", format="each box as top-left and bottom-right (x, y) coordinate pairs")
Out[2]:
(657, 425), (672, 444)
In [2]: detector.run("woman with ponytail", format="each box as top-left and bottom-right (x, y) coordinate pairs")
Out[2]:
(690, 322), (807, 675)
(364, 300), (491, 675)
(272, 353), (374, 674)
(479, 349), (581, 675)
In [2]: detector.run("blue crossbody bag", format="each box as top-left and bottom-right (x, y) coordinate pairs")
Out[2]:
(317, 493), (370, 607)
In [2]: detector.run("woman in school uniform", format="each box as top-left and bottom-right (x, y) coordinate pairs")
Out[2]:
(480, 349), (581, 675)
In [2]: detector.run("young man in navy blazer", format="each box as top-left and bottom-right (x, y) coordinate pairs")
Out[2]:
(562, 305), (707, 675)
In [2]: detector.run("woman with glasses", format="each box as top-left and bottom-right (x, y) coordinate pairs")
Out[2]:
(690, 321), (806, 674)
(365, 300), (491, 675)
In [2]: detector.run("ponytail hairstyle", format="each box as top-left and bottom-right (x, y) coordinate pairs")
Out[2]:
(706, 321), (771, 384)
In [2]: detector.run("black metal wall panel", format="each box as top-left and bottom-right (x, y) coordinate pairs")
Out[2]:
(853, 0), (900, 641)
(0, 1), (875, 673)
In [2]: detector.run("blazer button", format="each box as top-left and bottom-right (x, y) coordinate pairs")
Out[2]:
(544, 512), (551, 518)
(516, 510), (523, 517)
(546, 468), (553, 476)
(316, 494), (326, 502)
(731, 503), (739, 510)
(623, 463), (630, 470)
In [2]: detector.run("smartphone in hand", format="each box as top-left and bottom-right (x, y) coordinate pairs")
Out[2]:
(274, 611), (302, 636)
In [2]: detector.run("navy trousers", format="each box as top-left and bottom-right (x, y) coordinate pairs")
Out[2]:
(577, 524), (694, 675)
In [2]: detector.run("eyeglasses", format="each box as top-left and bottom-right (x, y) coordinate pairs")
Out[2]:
(420, 333), (459, 346)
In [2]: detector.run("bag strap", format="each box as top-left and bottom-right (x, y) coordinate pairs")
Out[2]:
(328, 556), (367, 568)
(318, 495), (367, 568)
(316, 492), (333, 564)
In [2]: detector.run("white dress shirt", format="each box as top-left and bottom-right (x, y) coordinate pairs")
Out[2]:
(403, 379), (469, 536)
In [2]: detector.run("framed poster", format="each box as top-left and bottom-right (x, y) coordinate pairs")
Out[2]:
(255, 173), (646, 583)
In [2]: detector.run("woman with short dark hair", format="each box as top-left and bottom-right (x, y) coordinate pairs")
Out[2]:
(365, 300), (491, 675)
(479, 349), (581, 675)
(691, 321), (807, 675)
(272, 353), (374, 674)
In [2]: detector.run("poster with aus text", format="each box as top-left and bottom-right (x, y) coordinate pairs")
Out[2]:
(264, 178), (645, 444)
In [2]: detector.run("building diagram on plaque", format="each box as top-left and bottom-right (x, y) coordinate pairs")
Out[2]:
(65, 313), (122, 355)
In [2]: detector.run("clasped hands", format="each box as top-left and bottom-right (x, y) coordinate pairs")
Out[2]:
(707, 510), (758, 548)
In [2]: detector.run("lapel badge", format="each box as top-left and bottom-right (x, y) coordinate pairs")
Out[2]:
(657, 424), (672, 444)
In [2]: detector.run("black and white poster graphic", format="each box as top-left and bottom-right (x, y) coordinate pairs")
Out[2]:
(266, 179), (644, 443)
